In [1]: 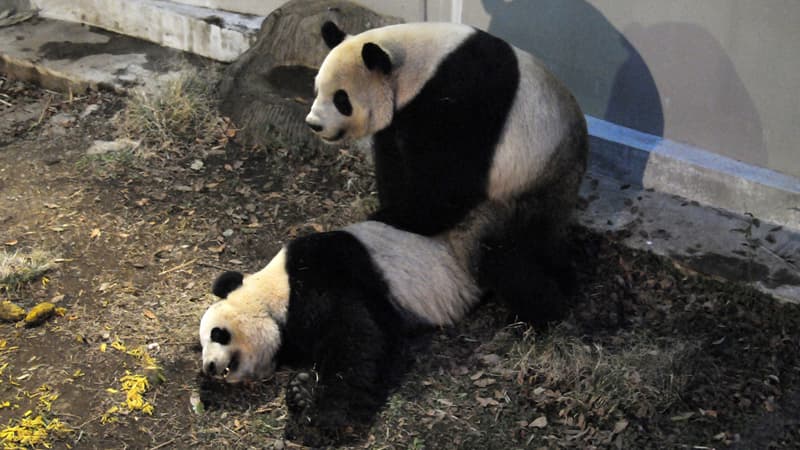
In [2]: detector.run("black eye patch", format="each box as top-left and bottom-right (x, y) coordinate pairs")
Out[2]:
(210, 327), (231, 345)
(333, 90), (352, 116)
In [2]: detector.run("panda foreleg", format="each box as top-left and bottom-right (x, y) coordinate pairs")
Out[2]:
(286, 299), (390, 444)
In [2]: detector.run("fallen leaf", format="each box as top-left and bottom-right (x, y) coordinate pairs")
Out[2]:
(4, 239), (17, 246)
(475, 396), (500, 407)
(135, 198), (150, 207)
(208, 244), (225, 254)
(613, 419), (629, 434)
(90, 228), (101, 239)
(470, 370), (485, 381)
(143, 310), (158, 320)
(477, 353), (502, 366)
(700, 409), (718, 418)
(529, 416), (548, 428)
(474, 378), (496, 387)
(670, 411), (695, 421)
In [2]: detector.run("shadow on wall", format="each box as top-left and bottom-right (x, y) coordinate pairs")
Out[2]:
(624, 22), (765, 168)
(482, 0), (664, 140)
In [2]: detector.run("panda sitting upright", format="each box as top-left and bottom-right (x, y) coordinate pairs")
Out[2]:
(200, 221), (480, 441)
(306, 22), (588, 322)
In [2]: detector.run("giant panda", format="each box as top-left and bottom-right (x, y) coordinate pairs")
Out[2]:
(305, 21), (588, 322)
(200, 220), (479, 439)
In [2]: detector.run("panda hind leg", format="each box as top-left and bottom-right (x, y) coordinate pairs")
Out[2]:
(480, 222), (577, 326)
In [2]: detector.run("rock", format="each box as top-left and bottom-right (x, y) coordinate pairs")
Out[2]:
(86, 139), (140, 156)
(49, 112), (76, 127)
(79, 103), (100, 119)
(217, 0), (402, 155)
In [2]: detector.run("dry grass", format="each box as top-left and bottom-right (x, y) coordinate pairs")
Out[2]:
(507, 326), (696, 423)
(0, 249), (56, 292)
(115, 71), (224, 153)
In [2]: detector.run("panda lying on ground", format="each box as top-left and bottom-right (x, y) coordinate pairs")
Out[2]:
(306, 21), (588, 322)
(200, 221), (481, 440)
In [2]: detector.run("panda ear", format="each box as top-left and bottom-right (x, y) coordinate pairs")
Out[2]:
(321, 21), (346, 49)
(362, 42), (392, 75)
(212, 271), (244, 298)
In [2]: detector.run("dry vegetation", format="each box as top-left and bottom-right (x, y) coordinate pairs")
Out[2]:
(0, 249), (56, 293)
(115, 71), (226, 153)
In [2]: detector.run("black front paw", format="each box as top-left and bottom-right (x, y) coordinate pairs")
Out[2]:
(286, 371), (316, 415)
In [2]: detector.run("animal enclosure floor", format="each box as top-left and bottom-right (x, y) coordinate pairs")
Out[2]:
(1, 77), (799, 449)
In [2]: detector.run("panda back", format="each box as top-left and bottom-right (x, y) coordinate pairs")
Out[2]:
(344, 221), (480, 327)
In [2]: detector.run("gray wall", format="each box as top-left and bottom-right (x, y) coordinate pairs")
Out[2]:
(463, 0), (800, 179)
(170, 0), (799, 179)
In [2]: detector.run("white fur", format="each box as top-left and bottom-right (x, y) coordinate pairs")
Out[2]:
(199, 248), (290, 383)
(344, 221), (480, 326)
(306, 22), (473, 141)
(488, 48), (584, 200)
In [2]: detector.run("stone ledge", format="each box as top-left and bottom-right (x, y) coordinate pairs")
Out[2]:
(29, 0), (264, 62)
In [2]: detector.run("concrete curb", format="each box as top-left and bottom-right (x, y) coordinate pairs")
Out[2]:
(587, 116), (800, 231)
(30, 0), (264, 62)
(0, 18), (206, 94)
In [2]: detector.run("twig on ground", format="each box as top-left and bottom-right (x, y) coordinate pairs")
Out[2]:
(158, 258), (199, 276)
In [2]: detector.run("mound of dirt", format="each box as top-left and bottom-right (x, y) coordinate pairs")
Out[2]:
(217, 0), (402, 153)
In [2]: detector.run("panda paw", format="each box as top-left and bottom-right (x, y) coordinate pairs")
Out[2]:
(286, 371), (316, 415)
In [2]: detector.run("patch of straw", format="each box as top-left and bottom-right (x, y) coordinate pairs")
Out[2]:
(115, 72), (223, 153)
(507, 326), (695, 421)
(0, 249), (55, 292)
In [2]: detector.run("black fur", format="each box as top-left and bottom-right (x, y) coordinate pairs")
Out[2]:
(362, 42), (392, 75)
(212, 271), (244, 298)
(321, 21), (346, 49)
(370, 29), (519, 236)
(478, 213), (577, 326)
(275, 231), (408, 444)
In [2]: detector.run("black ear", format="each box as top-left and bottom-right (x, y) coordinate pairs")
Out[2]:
(210, 327), (231, 345)
(322, 21), (346, 49)
(362, 42), (392, 75)
(212, 271), (244, 298)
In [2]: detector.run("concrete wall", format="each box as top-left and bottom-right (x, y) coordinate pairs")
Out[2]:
(156, 0), (800, 180)
(462, 0), (800, 180)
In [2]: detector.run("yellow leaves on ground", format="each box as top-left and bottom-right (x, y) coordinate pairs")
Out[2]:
(0, 414), (71, 449)
(99, 339), (161, 424)
(23, 302), (56, 326)
(0, 301), (25, 322)
(0, 385), (70, 449)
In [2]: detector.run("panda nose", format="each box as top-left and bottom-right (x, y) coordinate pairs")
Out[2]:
(205, 361), (216, 375)
(306, 120), (323, 133)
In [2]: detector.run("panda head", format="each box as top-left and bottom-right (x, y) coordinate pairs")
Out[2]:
(305, 21), (395, 143)
(199, 249), (289, 384)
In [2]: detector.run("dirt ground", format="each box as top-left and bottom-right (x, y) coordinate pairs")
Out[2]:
(1, 75), (799, 450)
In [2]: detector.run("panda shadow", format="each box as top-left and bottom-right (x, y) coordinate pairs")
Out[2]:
(482, 0), (664, 191)
(196, 371), (289, 414)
